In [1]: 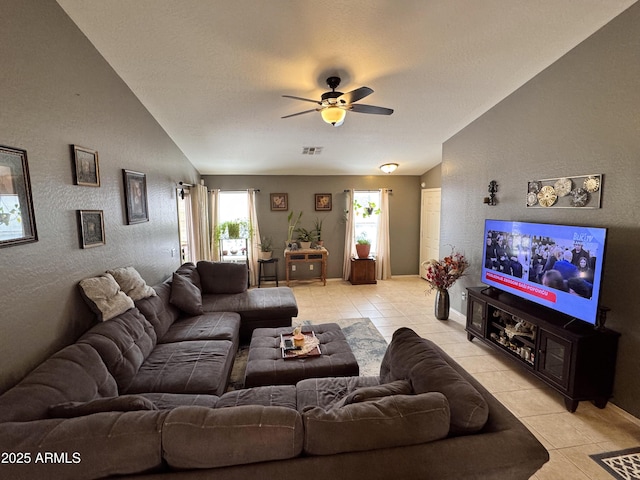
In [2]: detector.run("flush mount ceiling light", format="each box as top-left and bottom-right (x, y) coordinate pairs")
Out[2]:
(380, 163), (398, 174)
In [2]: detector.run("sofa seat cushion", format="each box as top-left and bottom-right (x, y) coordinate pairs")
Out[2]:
(159, 311), (240, 344)
(49, 395), (157, 418)
(123, 340), (236, 396)
(380, 327), (489, 435)
(134, 282), (180, 340)
(296, 376), (381, 412)
(201, 287), (298, 320)
(302, 392), (450, 455)
(162, 405), (303, 469)
(0, 410), (168, 480)
(0, 343), (117, 423)
(78, 308), (157, 392)
(140, 393), (219, 409)
(216, 385), (297, 409)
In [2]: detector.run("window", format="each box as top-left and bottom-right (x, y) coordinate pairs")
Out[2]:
(353, 190), (381, 254)
(218, 191), (249, 262)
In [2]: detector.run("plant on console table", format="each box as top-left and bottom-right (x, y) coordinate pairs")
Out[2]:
(295, 227), (316, 249)
(421, 246), (469, 320)
(286, 211), (303, 248)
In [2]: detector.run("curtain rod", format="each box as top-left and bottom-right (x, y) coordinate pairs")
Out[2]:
(178, 181), (193, 187)
(206, 189), (261, 192)
(343, 189), (392, 193)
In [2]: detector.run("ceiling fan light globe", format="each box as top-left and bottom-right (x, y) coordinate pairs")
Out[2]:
(320, 107), (346, 126)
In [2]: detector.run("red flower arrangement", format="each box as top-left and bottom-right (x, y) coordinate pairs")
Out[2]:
(421, 246), (469, 292)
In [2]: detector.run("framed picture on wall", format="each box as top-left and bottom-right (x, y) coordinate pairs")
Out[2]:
(0, 145), (38, 248)
(78, 210), (105, 248)
(315, 193), (332, 211)
(270, 193), (288, 211)
(72, 145), (100, 187)
(123, 169), (149, 224)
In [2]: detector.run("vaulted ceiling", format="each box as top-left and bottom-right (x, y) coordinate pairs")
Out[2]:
(57, 0), (636, 175)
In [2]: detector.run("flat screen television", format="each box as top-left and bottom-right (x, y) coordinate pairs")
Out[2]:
(481, 219), (607, 326)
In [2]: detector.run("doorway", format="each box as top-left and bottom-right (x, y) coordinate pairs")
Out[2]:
(419, 188), (441, 279)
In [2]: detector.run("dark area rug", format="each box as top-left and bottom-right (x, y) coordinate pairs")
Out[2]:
(227, 317), (388, 391)
(590, 446), (640, 480)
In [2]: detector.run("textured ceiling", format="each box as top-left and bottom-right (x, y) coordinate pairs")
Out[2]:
(56, 0), (636, 176)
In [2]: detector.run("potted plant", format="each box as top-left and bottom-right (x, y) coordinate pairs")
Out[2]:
(313, 217), (324, 247)
(258, 236), (273, 260)
(286, 211), (302, 247)
(295, 227), (316, 249)
(354, 200), (380, 218)
(355, 233), (371, 259)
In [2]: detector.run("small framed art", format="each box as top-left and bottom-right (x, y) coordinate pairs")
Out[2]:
(78, 210), (105, 248)
(123, 169), (149, 224)
(270, 193), (288, 211)
(0, 145), (38, 248)
(72, 145), (100, 187)
(315, 193), (332, 211)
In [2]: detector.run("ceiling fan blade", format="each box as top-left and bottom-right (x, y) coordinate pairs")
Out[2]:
(348, 104), (394, 115)
(282, 95), (321, 105)
(281, 108), (319, 119)
(338, 86), (373, 105)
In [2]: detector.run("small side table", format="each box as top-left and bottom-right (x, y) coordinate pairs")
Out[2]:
(258, 258), (279, 287)
(350, 257), (377, 285)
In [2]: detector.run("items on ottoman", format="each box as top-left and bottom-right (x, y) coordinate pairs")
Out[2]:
(244, 323), (360, 388)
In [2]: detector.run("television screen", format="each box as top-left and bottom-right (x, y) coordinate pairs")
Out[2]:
(481, 219), (607, 325)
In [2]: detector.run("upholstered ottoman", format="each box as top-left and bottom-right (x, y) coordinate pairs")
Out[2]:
(244, 323), (359, 387)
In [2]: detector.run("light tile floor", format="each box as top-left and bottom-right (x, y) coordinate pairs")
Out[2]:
(288, 276), (640, 480)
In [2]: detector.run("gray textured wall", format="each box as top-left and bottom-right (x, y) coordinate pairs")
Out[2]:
(203, 175), (423, 279)
(0, 0), (199, 392)
(441, 3), (640, 416)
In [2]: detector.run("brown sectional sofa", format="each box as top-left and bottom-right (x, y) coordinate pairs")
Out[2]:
(0, 262), (549, 479)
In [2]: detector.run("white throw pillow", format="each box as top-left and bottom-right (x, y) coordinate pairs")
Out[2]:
(107, 266), (156, 301)
(78, 273), (135, 321)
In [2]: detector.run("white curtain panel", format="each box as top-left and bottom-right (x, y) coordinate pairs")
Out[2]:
(183, 189), (196, 264)
(375, 188), (392, 280)
(209, 189), (220, 261)
(190, 183), (211, 262)
(247, 189), (261, 286)
(342, 188), (355, 280)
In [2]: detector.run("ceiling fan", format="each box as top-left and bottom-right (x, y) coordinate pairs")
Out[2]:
(281, 76), (393, 127)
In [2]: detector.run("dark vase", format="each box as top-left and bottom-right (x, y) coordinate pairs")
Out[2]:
(435, 289), (450, 320)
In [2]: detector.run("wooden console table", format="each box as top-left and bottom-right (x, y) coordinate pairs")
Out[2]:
(285, 247), (328, 286)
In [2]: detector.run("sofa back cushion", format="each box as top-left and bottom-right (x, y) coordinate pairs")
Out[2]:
(0, 343), (117, 423)
(0, 410), (168, 480)
(163, 405), (303, 469)
(49, 395), (157, 418)
(175, 262), (202, 290)
(78, 308), (157, 392)
(134, 282), (180, 339)
(380, 327), (489, 435)
(302, 392), (450, 455)
(197, 261), (247, 294)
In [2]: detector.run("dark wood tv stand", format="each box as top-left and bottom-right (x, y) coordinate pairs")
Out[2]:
(465, 287), (619, 412)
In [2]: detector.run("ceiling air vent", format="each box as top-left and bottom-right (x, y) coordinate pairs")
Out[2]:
(302, 147), (323, 155)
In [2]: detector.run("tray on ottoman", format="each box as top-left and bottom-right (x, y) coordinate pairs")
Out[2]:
(244, 323), (359, 388)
